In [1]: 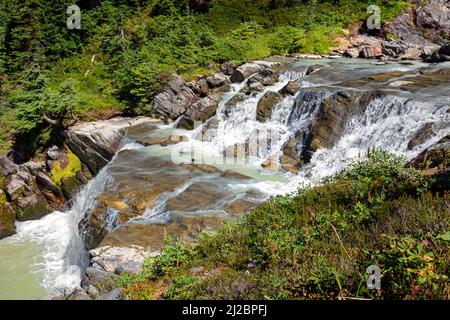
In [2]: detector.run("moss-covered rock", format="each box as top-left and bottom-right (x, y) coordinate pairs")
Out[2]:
(0, 190), (16, 239)
(50, 148), (82, 188)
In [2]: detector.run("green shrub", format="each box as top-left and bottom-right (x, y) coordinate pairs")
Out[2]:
(115, 152), (449, 300)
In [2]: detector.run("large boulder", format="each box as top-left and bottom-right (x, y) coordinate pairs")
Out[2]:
(177, 94), (222, 130)
(2, 160), (51, 222)
(279, 81), (301, 96)
(384, 0), (450, 47)
(256, 91), (283, 122)
(423, 45), (450, 63)
(240, 69), (280, 95)
(151, 74), (199, 121)
(229, 61), (281, 84)
(230, 63), (265, 83)
(416, 0), (450, 34)
(89, 246), (155, 275)
(360, 45), (383, 58)
(65, 117), (158, 175)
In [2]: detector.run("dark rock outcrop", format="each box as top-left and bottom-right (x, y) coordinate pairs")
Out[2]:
(408, 123), (435, 150)
(178, 94), (222, 130)
(279, 81), (301, 96)
(423, 45), (450, 63)
(256, 91), (283, 122)
(384, 0), (450, 47)
(151, 75), (199, 121)
(409, 135), (450, 170)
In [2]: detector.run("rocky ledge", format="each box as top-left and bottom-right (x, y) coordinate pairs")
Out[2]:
(0, 117), (158, 240)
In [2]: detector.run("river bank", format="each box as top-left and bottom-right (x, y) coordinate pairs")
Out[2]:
(0, 55), (448, 299)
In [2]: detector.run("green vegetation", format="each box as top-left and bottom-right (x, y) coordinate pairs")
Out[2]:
(50, 148), (82, 187)
(0, 0), (409, 156)
(108, 152), (449, 300)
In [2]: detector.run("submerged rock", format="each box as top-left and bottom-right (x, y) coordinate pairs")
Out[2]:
(135, 135), (188, 147)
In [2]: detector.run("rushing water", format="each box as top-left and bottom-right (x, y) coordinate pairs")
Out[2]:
(0, 58), (449, 299)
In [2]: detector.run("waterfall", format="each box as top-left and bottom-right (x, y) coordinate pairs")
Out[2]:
(2, 160), (110, 297)
(1, 59), (448, 299)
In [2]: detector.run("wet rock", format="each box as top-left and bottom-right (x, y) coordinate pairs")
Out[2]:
(196, 118), (220, 142)
(167, 182), (225, 212)
(256, 91), (283, 122)
(281, 132), (307, 170)
(261, 159), (278, 172)
(309, 90), (361, 151)
(222, 198), (257, 217)
(67, 289), (93, 300)
(221, 170), (252, 180)
(100, 216), (223, 251)
(66, 117), (157, 175)
(80, 154), (199, 249)
(179, 163), (222, 174)
(240, 82), (265, 95)
(223, 94), (251, 118)
(126, 122), (159, 138)
(136, 135), (189, 147)
(178, 94), (221, 130)
(248, 69), (279, 87)
(279, 81), (301, 96)
(151, 74), (199, 121)
(306, 64), (324, 75)
(279, 155), (299, 174)
(408, 123), (435, 150)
